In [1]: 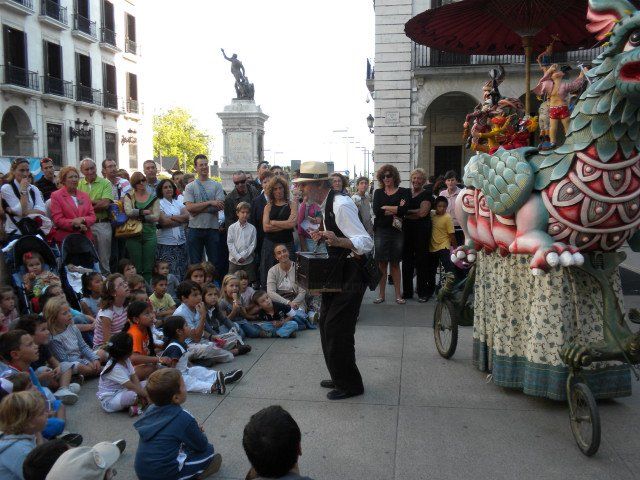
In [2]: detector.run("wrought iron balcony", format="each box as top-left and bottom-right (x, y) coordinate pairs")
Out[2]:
(127, 98), (139, 114)
(76, 84), (102, 106)
(100, 27), (116, 47)
(103, 92), (119, 110)
(6, 0), (34, 11)
(40, 0), (66, 24)
(125, 37), (137, 55)
(412, 43), (604, 69)
(43, 76), (73, 98)
(73, 13), (96, 39)
(1, 65), (39, 91)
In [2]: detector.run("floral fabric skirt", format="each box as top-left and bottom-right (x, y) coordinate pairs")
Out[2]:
(156, 243), (188, 283)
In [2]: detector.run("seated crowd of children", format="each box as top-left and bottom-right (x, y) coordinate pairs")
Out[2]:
(0, 255), (319, 479)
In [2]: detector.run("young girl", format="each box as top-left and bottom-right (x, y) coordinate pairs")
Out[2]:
(0, 391), (49, 480)
(97, 331), (149, 415)
(219, 274), (265, 338)
(21, 252), (60, 298)
(124, 301), (170, 380)
(125, 274), (147, 294)
(201, 261), (218, 287)
(94, 273), (130, 350)
(117, 258), (137, 277)
(202, 283), (251, 356)
(161, 316), (243, 395)
(236, 270), (259, 320)
(40, 284), (96, 347)
(0, 287), (17, 333)
(154, 260), (179, 301)
(184, 263), (206, 289)
(45, 297), (102, 378)
(80, 272), (103, 317)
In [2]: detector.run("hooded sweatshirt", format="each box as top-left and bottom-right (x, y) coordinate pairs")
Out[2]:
(134, 403), (213, 480)
(0, 433), (36, 480)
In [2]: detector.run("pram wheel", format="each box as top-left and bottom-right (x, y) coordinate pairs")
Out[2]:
(433, 298), (458, 359)
(568, 382), (601, 456)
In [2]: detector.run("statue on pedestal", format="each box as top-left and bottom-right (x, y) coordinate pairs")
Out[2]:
(221, 49), (255, 100)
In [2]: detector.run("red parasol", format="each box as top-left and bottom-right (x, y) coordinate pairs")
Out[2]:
(405, 0), (598, 112)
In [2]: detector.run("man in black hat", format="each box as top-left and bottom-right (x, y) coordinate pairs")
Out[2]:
(294, 161), (373, 400)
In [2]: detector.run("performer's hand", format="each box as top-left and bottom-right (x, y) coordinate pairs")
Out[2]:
(310, 229), (324, 242)
(318, 230), (340, 247)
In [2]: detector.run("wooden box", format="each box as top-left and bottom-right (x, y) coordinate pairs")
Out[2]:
(296, 252), (343, 293)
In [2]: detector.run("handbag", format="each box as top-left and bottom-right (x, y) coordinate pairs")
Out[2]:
(357, 252), (381, 291)
(114, 194), (142, 238)
(392, 216), (403, 231)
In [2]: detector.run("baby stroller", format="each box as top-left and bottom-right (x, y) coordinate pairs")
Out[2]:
(59, 234), (101, 311)
(9, 235), (59, 314)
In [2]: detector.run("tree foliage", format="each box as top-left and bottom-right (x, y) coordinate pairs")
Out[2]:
(152, 108), (211, 173)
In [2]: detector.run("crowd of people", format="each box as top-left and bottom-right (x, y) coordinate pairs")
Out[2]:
(0, 153), (463, 479)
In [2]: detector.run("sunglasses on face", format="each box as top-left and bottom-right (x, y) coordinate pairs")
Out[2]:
(383, 173), (394, 179)
(234, 179), (247, 185)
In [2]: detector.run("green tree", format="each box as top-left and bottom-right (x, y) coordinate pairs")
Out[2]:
(152, 108), (211, 173)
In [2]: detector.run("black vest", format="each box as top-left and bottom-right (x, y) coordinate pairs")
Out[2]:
(324, 190), (348, 257)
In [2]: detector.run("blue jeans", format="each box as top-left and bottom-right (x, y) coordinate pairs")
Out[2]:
(219, 322), (246, 339)
(291, 312), (317, 330)
(260, 320), (298, 338)
(235, 319), (264, 338)
(187, 228), (220, 265)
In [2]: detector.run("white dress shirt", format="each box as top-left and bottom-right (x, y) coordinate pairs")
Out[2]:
(227, 220), (257, 264)
(322, 192), (374, 256)
(157, 198), (187, 245)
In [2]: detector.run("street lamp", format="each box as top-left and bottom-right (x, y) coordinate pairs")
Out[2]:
(366, 114), (374, 134)
(69, 118), (91, 141)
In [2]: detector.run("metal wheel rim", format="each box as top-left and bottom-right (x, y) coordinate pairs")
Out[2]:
(570, 388), (594, 450)
(435, 304), (453, 351)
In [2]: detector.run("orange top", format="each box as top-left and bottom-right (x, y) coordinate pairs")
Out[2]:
(128, 323), (150, 356)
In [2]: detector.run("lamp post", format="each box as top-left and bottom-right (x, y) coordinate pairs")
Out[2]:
(69, 118), (91, 141)
(366, 114), (374, 134)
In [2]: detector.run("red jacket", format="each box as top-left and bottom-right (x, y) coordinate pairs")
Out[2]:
(49, 188), (96, 243)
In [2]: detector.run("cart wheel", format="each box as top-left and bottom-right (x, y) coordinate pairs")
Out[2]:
(433, 299), (458, 359)
(568, 382), (601, 457)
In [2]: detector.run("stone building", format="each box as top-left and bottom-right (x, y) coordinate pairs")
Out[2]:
(0, 0), (151, 169)
(369, 0), (600, 182)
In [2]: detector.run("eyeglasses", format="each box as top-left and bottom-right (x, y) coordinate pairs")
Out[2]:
(383, 173), (394, 179)
(234, 179), (247, 185)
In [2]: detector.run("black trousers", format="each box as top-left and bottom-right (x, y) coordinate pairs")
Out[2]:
(402, 223), (431, 298)
(319, 260), (366, 393)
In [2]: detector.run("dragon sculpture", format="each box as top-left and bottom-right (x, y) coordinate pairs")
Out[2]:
(454, 0), (640, 276)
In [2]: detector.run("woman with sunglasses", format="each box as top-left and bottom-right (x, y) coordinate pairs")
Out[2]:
(1, 158), (47, 243)
(156, 179), (189, 281)
(372, 164), (410, 304)
(49, 166), (96, 245)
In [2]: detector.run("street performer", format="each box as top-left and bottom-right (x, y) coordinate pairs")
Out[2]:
(294, 162), (373, 400)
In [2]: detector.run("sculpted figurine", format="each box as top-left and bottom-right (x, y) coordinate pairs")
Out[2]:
(454, 0), (640, 274)
(221, 48), (255, 100)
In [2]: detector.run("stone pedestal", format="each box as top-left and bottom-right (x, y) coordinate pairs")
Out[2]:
(217, 99), (268, 191)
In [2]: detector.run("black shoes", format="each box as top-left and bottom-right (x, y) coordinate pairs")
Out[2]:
(326, 389), (364, 400)
(320, 379), (335, 389)
(114, 439), (126, 454)
(224, 369), (243, 385)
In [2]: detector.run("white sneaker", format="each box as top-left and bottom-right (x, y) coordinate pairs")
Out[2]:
(53, 388), (78, 405)
(68, 383), (81, 394)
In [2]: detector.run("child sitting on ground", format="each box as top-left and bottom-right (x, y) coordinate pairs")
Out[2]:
(45, 297), (102, 379)
(117, 258), (137, 277)
(253, 290), (299, 339)
(133, 368), (222, 480)
(202, 283), (251, 356)
(0, 287), (18, 333)
(161, 317), (243, 395)
(22, 438), (70, 480)
(39, 285), (96, 346)
(94, 273), (129, 351)
(21, 252), (59, 298)
(219, 274), (266, 338)
(124, 301), (170, 380)
(184, 264), (206, 290)
(201, 261), (218, 287)
(0, 391), (49, 480)
(97, 331), (149, 415)
(173, 281), (235, 365)
(79, 272), (103, 318)
(154, 260), (179, 302)
(149, 274), (176, 327)
(14, 315), (79, 402)
(126, 274), (147, 294)
(236, 270), (259, 320)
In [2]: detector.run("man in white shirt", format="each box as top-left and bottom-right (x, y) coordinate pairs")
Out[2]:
(227, 201), (257, 282)
(102, 159), (131, 201)
(294, 161), (373, 401)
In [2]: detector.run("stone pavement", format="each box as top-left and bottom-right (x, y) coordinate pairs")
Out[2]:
(69, 287), (640, 480)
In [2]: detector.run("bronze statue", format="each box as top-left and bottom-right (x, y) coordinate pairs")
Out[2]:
(221, 48), (255, 100)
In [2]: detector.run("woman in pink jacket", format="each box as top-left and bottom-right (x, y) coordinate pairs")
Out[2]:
(49, 166), (96, 245)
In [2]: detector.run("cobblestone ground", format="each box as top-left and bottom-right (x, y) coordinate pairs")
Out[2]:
(70, 287), (640, 480)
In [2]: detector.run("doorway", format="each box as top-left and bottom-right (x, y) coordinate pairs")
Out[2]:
(433, 146), (462, 178)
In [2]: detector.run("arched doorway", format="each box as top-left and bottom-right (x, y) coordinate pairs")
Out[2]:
(1, 106), (34, 156)
(420, 92), (478, 178)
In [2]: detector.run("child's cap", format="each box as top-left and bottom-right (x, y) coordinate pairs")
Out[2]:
(46, 441), (121, 480)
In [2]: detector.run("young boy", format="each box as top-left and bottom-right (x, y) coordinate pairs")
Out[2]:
(155, 260), (180, 302)
(439, 170), (463, 246)
(427, 196), (457, 296)
(227, 202), (257, 283)
(134, 368), (222, 480)
(14, 315), (80, 402)
(252, 291), (299, 339)
(174, 281), (234, 364)
(149, 274), (176, 327)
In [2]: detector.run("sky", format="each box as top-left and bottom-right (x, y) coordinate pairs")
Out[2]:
(140, 0), (375, 176)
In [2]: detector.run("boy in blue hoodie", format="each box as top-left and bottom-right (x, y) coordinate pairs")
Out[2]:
(134, 368), (222, 480)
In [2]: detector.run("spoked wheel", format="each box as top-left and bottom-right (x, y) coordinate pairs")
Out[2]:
(568, 382), (601, 456)
(433, 298), (459, 359)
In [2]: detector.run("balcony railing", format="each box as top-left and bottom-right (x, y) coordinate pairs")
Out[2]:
(126, 98), (139, 114)
(100, 27), (116, 46)
(2, 65), (39, 91)
(125, 37), (137, 55)
(412, 43), (604, 69)
(8, 0), (33, 9)
(40, 0), (67, 24)
(43, 76), (73, 98)
(76, 84), (102, 105)
(73, 13), (96, 38)
(103, 92), (119, 110)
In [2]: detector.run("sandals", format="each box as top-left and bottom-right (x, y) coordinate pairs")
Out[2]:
(373, 298), (385, 304)
(395, 298), (406, 305)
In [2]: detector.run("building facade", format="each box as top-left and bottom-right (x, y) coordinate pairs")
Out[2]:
(0, 0), (151, 170)
(369, 0), (600, 182)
